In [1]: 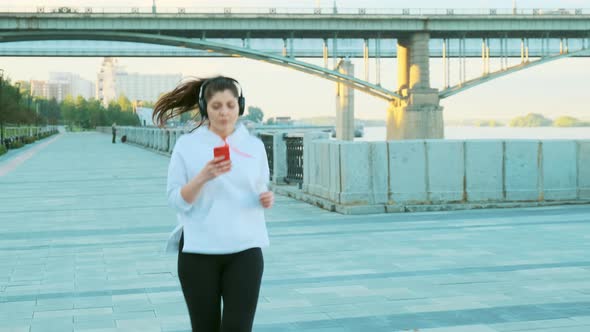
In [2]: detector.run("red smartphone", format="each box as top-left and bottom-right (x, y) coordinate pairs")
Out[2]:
(213, 144), (230, 161)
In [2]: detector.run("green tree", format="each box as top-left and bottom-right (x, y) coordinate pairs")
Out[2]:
(140, 100), (155, 108)
(243, 106), (264, 123)
(509, 113), (552, 127)
(0, 79), (66, 142)
(120, 111), (141, 126)
(86, 99), (105, 128)
(36, 98), (58, 126)
(552, 116), (590, 127)
(106, 101), (122, 125)
(75, 96), (91, 129)
(0, 81), (25, 132)
(45, 99), (61, 125)
(475, 119), (504, 127)
(61, 95), (77, 127)
(117, 94), (134, 113)
(106, 99), (140, 127)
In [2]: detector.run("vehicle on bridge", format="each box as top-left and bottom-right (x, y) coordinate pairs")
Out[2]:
(50, 7), (78, 14)
(538, 8), (572, 15)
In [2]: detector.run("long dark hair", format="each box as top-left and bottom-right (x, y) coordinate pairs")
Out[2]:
(152, 76), (240, 132)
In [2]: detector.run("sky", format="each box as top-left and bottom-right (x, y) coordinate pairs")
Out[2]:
(1, 0), (589, 121)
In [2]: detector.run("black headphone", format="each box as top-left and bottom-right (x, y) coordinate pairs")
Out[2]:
(197, 77), (245, 118)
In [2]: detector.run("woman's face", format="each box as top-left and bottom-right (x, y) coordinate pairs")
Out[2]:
(206, 89), (240, 138)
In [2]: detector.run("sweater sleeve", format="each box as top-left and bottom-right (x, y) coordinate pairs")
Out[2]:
(167, 145), (194, 213)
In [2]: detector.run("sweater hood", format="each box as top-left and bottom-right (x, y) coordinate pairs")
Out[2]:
(191, 122), (250, 147)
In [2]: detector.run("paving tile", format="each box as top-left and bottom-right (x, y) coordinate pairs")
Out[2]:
(2, 132), (590, 332)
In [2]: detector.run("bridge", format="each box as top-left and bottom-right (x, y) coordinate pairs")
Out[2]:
(2, 130), (590, 331)
(1, 7), (590, 139)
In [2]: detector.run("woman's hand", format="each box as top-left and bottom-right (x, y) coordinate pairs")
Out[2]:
(198, 156), (232, 182)
(259, 191), (274, 209)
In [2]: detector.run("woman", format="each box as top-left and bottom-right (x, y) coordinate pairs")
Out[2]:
(153, 76), (274, 332)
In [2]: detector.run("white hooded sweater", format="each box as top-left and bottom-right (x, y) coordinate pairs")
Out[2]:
(165, 122), (270, 254)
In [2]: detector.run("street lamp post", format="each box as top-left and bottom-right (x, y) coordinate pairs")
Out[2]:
(13, 82), (20, 143)
(27, 92), (32, 129)
(15, 82), (20, 123)
(513, 0), (517, 15)
(34, 99), (39, 130)
(0, 69), (4, 149)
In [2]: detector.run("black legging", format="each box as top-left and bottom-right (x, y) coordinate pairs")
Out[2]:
(177, 232), (264, 332)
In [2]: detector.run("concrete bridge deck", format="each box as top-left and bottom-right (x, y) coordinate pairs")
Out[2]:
(1, 131), (590, 332)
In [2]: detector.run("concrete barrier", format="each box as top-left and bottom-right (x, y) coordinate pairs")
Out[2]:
(542, 141), (577, 200)
(169, 130), (177, 153)
(505, 140), (539, 201)
(305, 138), (322, 197)
(155, 130), (161, 150)
(303, 138), (589, 214)
(303, 132), (330, 194)
(272, 132), (287, 184)
(388, 140), (427, 203)
(327, 141), (341, 202)
(578, 140), (590, 200)
(311, 140), (331, 199)
(339, 141), (388, 205)
(95, 126), (590, 214)
(306, 139), (339, 200)
(427, 140), (464, 203)
(465, 140), (503, 202)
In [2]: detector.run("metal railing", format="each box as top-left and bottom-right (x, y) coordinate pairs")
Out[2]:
(0, 7), (588, 16)
(1, 126), (58, 149)
(284, 135), (304, 184)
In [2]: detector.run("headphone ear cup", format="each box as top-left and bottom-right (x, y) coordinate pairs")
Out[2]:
(238, 97), (245, 116)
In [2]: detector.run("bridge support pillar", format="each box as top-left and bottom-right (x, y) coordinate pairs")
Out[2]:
(335, 59), (355, 141)
(387, 32), (443, 140)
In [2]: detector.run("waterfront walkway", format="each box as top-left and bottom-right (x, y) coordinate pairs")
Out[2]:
(1, 131), (590, 332)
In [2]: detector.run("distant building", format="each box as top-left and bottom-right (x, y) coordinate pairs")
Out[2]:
(15, 80), (31, 93)
(29, 79), (70, 102)
(96, 57), (123, 107)
(135, 107), (156, 127)
(30, 80), (46, 98)
(45, 81), (71, 102)
(49, 72), (95, 100)
(269, 116), (294, 125)
(29, 73), (94, 102)
(97, 57), (182, 107)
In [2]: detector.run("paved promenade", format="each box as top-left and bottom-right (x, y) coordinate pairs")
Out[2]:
(1, 131), (590, 332)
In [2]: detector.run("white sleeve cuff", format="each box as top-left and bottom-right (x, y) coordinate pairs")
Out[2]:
(172, 186), (193, 212)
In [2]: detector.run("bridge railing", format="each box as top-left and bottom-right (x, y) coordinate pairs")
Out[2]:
(258, 133), (274, 179)
(1, 7), (589, 16)
(96, 125), (330, 186)
(251, 126), (334, 186)
(1, 125), (59, 150)
(300, 138), (590, 214)
(94, 126), (590, 214)
(284, 134), (304, 185)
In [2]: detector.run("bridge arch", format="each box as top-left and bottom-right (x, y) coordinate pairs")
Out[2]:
(439, 48), (590, 99)
(0, 31), (402, 101)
